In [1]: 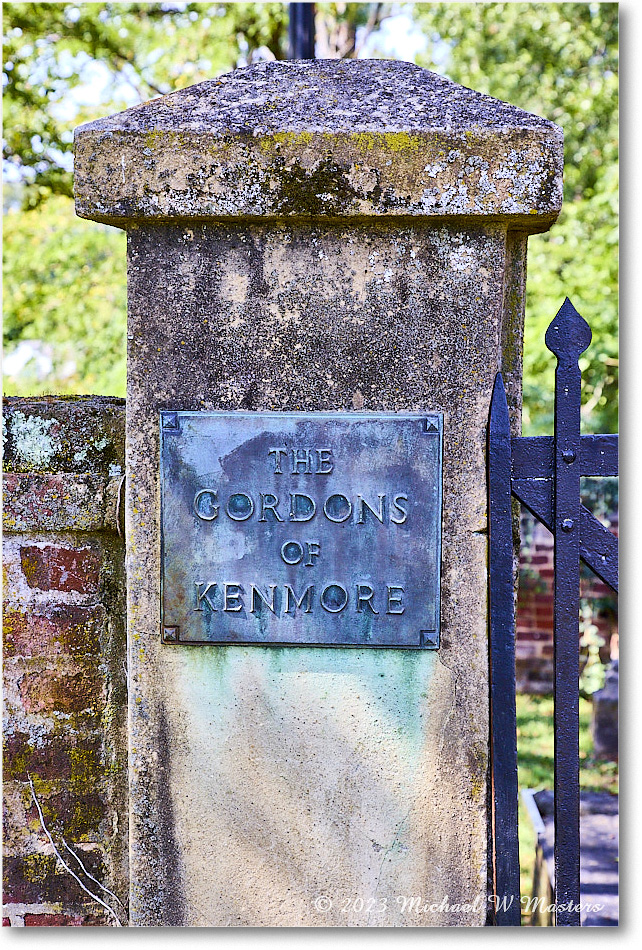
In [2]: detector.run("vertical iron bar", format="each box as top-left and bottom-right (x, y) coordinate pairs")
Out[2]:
(545, 298), (592, 926)
(487, 373), (521, 925)
(288, 3), (316, 59)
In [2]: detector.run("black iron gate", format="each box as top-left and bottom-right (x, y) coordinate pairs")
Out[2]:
(488, 298), (618, 926)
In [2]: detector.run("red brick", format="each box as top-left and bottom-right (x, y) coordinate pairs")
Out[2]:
(516, 611), (538, 624)
(516, 631), (549, 642)
(2, 918), (10, 926)
(24, 914), (84, 926)
(516, 615), (533, 627)
(4, 731), (101, 783)
(3, 605), (105, 657)
(20, 545), (100, 594)
(25, 789), (106, 838)
(516, 644), (540, 659)
(535, 606), (553, 619)
(3, 852), (104, 905)
(19, 667), (104, 715)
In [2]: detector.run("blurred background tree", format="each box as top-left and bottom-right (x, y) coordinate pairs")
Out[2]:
(412, 2), (618, 435)
(3, 2), (617, 434)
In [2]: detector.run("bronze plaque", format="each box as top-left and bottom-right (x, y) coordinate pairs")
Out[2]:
(160, 412), (442, 648)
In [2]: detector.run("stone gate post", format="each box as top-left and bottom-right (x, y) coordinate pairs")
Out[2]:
(74, 60), (562, 927)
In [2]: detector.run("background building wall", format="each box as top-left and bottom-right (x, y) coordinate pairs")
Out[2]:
(516, 505), (618, 694)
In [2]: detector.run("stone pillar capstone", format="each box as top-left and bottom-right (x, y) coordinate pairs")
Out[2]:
(74, 60), (563, 927)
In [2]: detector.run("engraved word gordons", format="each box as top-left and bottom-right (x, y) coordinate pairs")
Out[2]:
(192, 446), (408, 618)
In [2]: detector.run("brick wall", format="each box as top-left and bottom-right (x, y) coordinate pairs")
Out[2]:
(2, 397), (128, 927)
(516, 506), (618, 694)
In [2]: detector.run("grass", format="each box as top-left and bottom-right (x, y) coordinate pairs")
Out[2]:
(516, 693), (618, 909)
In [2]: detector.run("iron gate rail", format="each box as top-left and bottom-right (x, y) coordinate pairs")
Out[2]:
(488, 298), (618, 926)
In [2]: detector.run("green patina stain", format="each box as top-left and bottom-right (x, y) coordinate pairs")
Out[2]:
(180, 645), (436, 761)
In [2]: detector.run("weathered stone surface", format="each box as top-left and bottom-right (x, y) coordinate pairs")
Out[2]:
(74, 60), (562, 228)
(2, 397), (125, 534)
(2, 397), (125, 475)
(2, 473), (123, 534)
(74, 60), (563, 927)
(123, 223), (522, 926)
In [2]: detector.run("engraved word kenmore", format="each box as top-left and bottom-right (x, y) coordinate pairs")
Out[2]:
(160, 412), (442, 648)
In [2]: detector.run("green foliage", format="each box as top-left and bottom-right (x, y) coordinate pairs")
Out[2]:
(3, 2), (289, 206)
(524, 180), (618, 434)
(3, 2), (617, 424)
(3, 195), (127, 395)
(315, 2), (392, 58)
(413, 2), (618, 202)
(580, 475), (619, 526)
(2, 1), (290, 396)
(2, 1), (387, 203)
(413, 2), (618, 434)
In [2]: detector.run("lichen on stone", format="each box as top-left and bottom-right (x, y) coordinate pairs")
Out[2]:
(10, 412), (59, 470)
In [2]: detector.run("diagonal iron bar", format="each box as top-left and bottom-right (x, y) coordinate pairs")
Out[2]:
(510, 479), (618, 591)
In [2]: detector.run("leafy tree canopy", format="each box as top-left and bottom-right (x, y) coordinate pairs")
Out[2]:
(3, 194), (127, 396)
(3, 2), (290, 205)
(413, 2), (618, 432)
(3, 2), (390, 204)
(3, 2), (617, 433)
